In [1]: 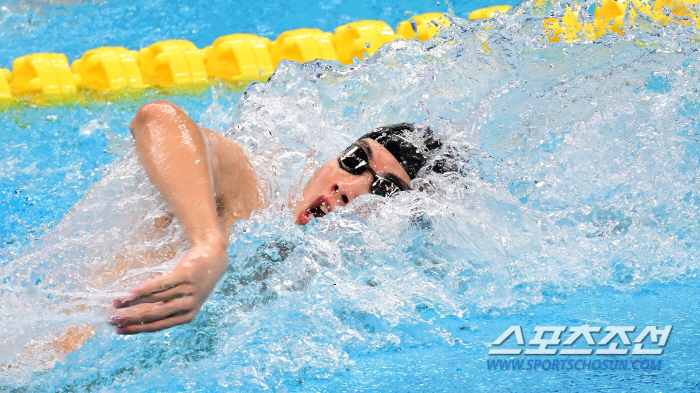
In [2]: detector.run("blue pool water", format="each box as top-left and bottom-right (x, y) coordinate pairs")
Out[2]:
(2, 0), (700, 392)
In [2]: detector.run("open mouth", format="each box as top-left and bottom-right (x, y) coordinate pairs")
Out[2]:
(299, 196), (332, 225)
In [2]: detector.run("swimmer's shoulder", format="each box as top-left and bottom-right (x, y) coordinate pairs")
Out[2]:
(200, 127), (263, 226)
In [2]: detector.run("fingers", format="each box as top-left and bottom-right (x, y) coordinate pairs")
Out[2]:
(115, 312), (197, 335)
(113, 273), (187, 308)
(109, 248), (224, 335)
(114, 284), (193, 309)
(110, 296), (197, 327)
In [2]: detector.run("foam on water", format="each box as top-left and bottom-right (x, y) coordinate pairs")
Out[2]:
(2, 1), (700, 390)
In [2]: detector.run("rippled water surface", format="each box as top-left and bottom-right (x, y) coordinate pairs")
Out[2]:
(1, 0), (700, 391)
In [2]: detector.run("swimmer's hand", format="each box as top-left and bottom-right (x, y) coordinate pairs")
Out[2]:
(110, 240), (227, 334)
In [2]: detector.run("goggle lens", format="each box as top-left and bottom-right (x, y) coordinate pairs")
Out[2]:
(339, 145), (368, 174)
(371, 177), (401, 197)
(338, 144), (405, 198)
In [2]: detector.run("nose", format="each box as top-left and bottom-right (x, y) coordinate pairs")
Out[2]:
(332, 172), (373, 206)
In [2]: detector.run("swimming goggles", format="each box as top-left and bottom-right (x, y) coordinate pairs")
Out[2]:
(337, 144), (407, 197)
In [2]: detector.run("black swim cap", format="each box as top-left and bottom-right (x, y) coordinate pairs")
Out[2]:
(359, 123), (442, 179)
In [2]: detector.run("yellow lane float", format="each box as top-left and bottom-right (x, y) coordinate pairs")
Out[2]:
(271, 28), (339, 66)
(138, 40), (207, 86)
(0, 10), (505, 102)
(1, 68), (12, 99)
(543, 0), (700, 43)
(6, 0), (698, 101)
(71, 47), (144, 91)
(545, 0), (625, 42)
(334, 20), (399, 65)
(12, 53), (80, 95)
(204, 34), (275, 83)
(628, 0), (699, 26)
(397, 12), (452, 40)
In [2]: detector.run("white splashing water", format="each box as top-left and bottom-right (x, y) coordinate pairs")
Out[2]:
(2, 1), (700, 389)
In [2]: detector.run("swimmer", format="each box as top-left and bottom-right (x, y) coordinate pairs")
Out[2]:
(107, 100), (443, 334)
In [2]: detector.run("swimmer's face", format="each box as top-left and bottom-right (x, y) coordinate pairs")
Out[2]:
(292, 138), (412, 225)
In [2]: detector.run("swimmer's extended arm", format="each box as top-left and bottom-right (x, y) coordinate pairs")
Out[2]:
(110, 100), (259, 334)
